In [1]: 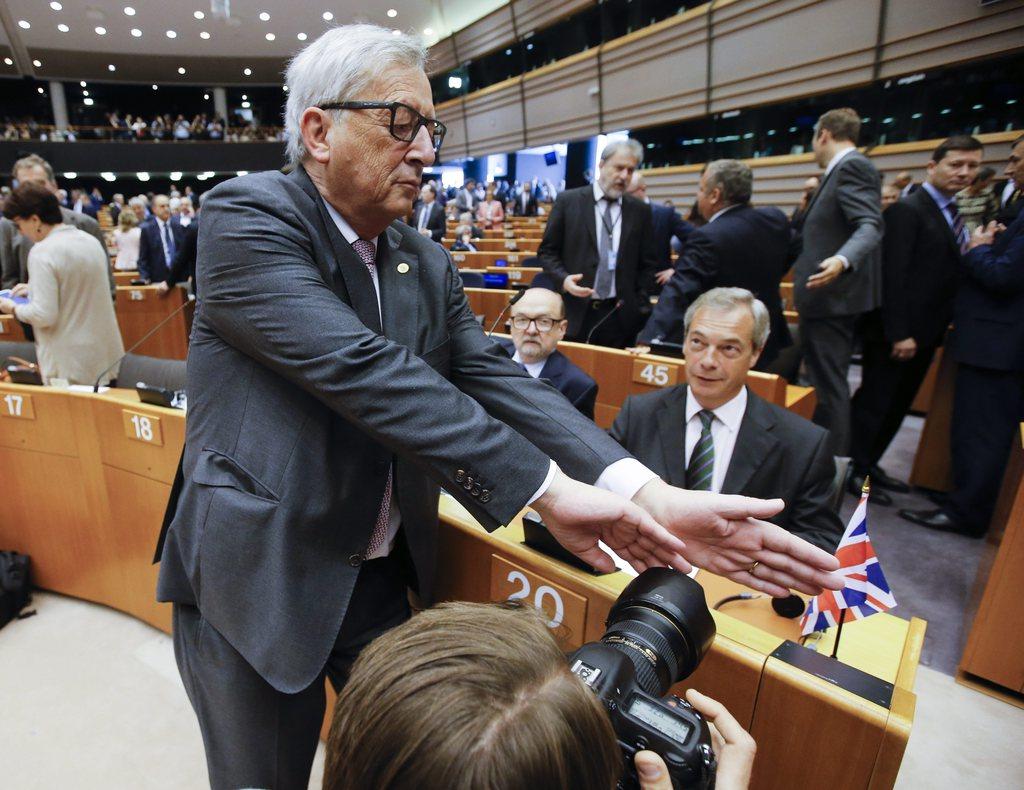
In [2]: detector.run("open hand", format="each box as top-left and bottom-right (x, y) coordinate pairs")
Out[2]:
(655, 268), (674, 286)
(563, 273), (595, 298)
(805, 256), (844, 290)
(632, 479), (842, 596)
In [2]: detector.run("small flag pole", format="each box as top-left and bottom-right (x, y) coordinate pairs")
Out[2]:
(831, 476), (870, 661)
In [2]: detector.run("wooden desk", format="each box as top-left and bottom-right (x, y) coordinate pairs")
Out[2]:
(0, 314), (28, 343)
(444, 238), (541, 253)
(115, 285), (193, 361)
(959, 425), (1024, 698)
(114, 271), (140, 286)
(465, 287), (517, 328)
(451, 250), (538, 267)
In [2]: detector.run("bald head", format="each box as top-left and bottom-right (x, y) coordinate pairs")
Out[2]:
(509, 288), (568, 364)
(513, 288), (565, 320)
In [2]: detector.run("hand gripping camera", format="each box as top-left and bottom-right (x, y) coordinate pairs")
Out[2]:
(568, 568), (718, 789)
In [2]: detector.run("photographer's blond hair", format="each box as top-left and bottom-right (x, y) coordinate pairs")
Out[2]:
(325, 601), (621, 790)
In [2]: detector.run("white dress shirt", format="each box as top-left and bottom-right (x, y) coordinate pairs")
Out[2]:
(684, 387), (748, 494)
(322, 199), (657, 558)
(592, 181), (623, 299)
(1002, 179), (1018, 207)
(511, 349), (547, 378)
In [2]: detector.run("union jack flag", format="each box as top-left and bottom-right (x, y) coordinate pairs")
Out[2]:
(800, 487), (897, 636)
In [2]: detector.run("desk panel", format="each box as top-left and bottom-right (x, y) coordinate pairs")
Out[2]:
(115, 286), (192, 360)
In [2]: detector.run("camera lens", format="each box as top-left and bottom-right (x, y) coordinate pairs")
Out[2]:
(602, 568), (716, 696)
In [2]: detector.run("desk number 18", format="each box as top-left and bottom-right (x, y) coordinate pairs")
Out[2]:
(130, 414), (154, 442)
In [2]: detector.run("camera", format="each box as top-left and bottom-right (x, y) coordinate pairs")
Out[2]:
(568, 568), (718, 789)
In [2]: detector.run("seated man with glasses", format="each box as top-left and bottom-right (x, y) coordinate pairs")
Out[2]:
(499, 287), (598, 419)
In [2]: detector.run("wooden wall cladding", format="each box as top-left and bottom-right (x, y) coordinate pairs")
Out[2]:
(522, 50), (601, 147)
(463, 79), (527, 155)
(454, 6), (517, 65)
(436, 100), (470, 161)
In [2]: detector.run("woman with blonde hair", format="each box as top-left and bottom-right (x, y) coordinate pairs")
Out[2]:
(113, 206), (142, 271)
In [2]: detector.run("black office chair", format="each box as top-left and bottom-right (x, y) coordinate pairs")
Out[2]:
(0, 341), (37, 364)
(116, 353), (187, 391)
(459, 271), (486, 288)
(530, 271), (559, 291)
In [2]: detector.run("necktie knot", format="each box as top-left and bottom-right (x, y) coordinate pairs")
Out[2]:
(698, 409), (714, 430)
(351, 238), (376, 269)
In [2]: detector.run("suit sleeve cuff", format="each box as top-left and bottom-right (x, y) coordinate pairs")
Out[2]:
(837, 254), (850, 270)
(595, 458), (659, 501)
(525, 460), (559, 506)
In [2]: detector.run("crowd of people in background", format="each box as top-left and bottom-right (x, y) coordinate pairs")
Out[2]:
(1, 113), (284, 143)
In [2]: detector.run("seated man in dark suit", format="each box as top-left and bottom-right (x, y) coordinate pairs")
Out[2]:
(498, 287), (598, 419)
(613, 287), (842, 552)
(637, 159), (793, 370)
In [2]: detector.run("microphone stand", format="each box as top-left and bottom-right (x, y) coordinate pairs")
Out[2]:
(585, 299), (624, 345)
(486, 288), (527, 337)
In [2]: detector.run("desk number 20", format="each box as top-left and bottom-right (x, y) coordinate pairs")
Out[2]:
(130, 414), (155, 442)
(639, 363), (670, 386)
(506, 570), (565, 629)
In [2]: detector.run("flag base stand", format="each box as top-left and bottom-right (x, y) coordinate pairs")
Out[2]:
(770, 641), (894, 708)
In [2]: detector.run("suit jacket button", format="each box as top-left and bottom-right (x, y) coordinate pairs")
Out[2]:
(455, 469), (466, 483)
(463, 477), (474, 490)
(480, 490), (491, 503)
(471, 482), (482, 496)
(348, 554), (363, 567)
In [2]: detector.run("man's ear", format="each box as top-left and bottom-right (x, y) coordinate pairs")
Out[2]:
(300, 108), (333, 164)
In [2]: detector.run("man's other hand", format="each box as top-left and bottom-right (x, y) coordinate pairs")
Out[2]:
(531, 471), (690, 575)
(563, 273), (595, 298)
(969, 220), (1004, 250)
(805, 256), (844, 290)
(155, 281), (171, 296)
(890, 337), (917, 361)
(655, 268), (674, 286)
(632, 479), (842, 597)
(685, 689), (755, 790)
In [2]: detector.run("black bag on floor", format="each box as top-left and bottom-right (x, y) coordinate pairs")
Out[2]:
(0, 551), (35, 628)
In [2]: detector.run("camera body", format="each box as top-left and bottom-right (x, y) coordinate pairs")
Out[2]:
(567, 568), (718, 789)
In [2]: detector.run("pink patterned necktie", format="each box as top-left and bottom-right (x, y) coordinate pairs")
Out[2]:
(351, 238), (392, 556)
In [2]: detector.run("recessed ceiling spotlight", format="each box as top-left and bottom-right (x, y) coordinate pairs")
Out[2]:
(50, 1), (63, 10)
(123, 6), (136, 16)
(194, 11), (205, 20)
(236, 171), (249, 177)
(101, 172), (116, 182)
(84, 98), (94, 106)
(259, 12), (271, 21)
(37, 87), (44, 94)
(137, 172), (150, 181)
(63, 172), (77, 179)
(322, 11), (333, 21)
(283, 85), (288, 91)
(297, 32), (307, 40)
(203, 93), (210, 100)
(265, 33), (275, 41)
(33, 59), (43, 67)
(152, 84), (158, 90)
(387, 9), (398, 18)
(241, 101), (251, 108)
(58, 24), (70, 33)
(243, 67), (252, 76)
(18, 20), (31, 30)
(423, 28), (434, 36)
(242, 94), (248, 100)
(170, 171), (183, 181)
(166, 30), (177, 38)
(4, 58), (13, 66)
(178, 67), (187, 75)
(95, 26), (107, 35)
(108, 64), (116, 71)
(130, 28), (142, 37)
(80, 81), (87, 87)
(83, 90), (89, 96)
(200, 31), (210, 39)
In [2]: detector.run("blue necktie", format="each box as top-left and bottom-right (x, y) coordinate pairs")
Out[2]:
(162, 222), (176, 265)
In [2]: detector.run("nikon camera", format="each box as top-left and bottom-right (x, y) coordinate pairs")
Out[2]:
(568, 568), (718, 789)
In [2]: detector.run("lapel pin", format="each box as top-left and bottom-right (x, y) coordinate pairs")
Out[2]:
(397, 262), (410, 274)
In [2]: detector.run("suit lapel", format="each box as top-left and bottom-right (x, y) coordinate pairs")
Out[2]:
(916, 188), (961, 260)
(582, 188), (599, 257)
(721, 392), (778, 494)
(655, 387), (689, 487)
(539, 350), (567, 385)
(377, 225), (418, 347)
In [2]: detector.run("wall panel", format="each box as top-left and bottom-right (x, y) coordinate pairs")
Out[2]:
(427, 37), (459, 76)
(436, 100), (469, 161)
(454, 7), (517, 65)
(513, 0), (595, 36)
(462, 79), (526, 156)
(601, 11), (709, 131)
(523, 51), (601, 148)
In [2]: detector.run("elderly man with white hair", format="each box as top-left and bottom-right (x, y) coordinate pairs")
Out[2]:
(155, 25), (840, 788)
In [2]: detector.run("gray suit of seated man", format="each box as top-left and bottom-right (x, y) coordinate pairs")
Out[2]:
(611, 288), (843, 553)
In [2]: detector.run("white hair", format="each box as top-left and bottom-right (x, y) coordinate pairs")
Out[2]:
(600, 138), (644, 166)
(684, 287), (771, 351)
(284, 24), (427, 166)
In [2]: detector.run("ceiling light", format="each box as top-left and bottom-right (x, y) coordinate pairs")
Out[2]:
(166, 30), (177, 38)
(387, 9), (398, 18)
(265, 33), (275, 41)
(152, 84), (158, 90)
(101, 172), (117, 182)
(259, 12), (271, 21)
(194, 10), (205, 20)
(423, 28), (433, 36)
(95, 26), (107, 35)
(63, 172), (77, 179)
(137, 172), (150, 181)
(5, 58), (15, 66)
(236, 171), (249, 177)
(18, 20), (31, 30)
(84, 98), (94, 106)
(200, 31), (210, 39)
(123, 6), (136, 16)
(322, 11), (333, 21)
(80, 81), (86, 87)
(170, 171), (182, 181)
(242, 94), (248, 100)
(203, 93), (209, 100)
(37, 87), (45, 95)
(297, 32), (307, 40)
(178, 67), (187, 74)
(241, 101), (251, 108)
(83, 90), (89, 96)
(108, 64), (116, 72)
(50, 1), (63, 9)
(58, 24), (70, 33)
(130, 28), (142, 37)
(33, 59), (43, 67)
(447, 76), (462, 89)
(243, 67), (252, 76)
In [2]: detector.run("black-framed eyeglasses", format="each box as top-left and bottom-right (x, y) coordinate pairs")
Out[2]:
(510, 316), (564, 332)
(317, 100), (446, 154)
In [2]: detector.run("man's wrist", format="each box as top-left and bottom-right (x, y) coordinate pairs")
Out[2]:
(525, 460), (559, 507)
(595, 458), (659, 501)
(836, 254), (850, 270)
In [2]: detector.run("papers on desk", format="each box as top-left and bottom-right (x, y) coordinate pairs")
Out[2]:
(0, 288), (29, 305)
(68, 384), (110, 393)
(599, 540), (699, 579)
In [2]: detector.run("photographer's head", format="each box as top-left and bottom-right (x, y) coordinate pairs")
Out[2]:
(325, 601), (621, 790)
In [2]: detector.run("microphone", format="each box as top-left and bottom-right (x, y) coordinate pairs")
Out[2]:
(585, 299), (624, 345)
(486, 288), (527, 337)
(771, 594), (806, 619)
(93, 295), (195, 392)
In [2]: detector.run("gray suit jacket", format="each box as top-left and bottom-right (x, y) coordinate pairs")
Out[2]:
(610, 386), (841, 552)
(156, 166), (629, 693)
(792, 150), (883, 318)
(1, 207), (115, 297)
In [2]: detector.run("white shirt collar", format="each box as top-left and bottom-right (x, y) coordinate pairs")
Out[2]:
(921, 181), (954, 213)
(685, 386), (747, 433)
(708, 204), (741, 224)
(511, 349), (547, 378)
(322, 198), (378, 252)
(824, 145), (856, 177)
(593, 181), (622, 205)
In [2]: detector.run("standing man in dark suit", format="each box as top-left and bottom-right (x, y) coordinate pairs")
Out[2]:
(513, 179), (539, 216)
(995, 134), (1023, 226)
(637, 160), (792, 370)
(157, 193), (204, 299)
(137, 194), (185, 283)
(537, 139), (660, 348)
(409, 182), (445, 242)
(155, 26), (840, 789)
(613, 288), (842, 552)
(497, 287), (598, 419)
(792, 107), (883, 456)
(900, 189), (1024, 537)
(849, 136), (984, 503)
(626, 173), (693, 290)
